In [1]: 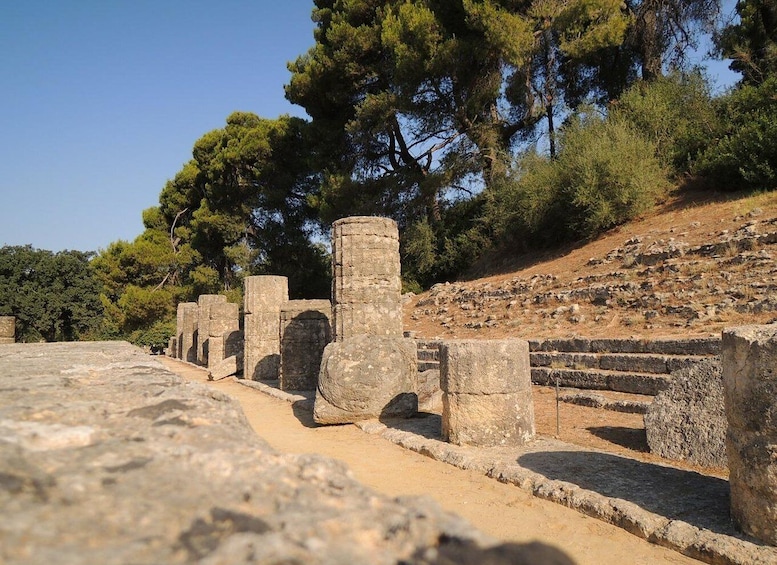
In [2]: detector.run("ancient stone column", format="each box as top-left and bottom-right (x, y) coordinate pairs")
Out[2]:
(243, 275), (288, 381)
(0, 316), (15, 344)
(441, 339), (535, 447)
(207, 302), (240, 369)
(722, 325), (777, 545)
(280, 299), (332, 391)
(331, 216), (402, 341)
(197, 295), (227, 366)
(179, 303), (199, 363)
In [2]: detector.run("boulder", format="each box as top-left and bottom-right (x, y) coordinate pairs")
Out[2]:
(644, 357), (726, 468)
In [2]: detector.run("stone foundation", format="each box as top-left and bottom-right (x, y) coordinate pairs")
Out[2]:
(441, 340), (535, 447)
(722, 325), (777, 545)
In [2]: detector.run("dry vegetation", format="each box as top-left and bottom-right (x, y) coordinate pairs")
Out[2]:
(404, 188), (777, 478)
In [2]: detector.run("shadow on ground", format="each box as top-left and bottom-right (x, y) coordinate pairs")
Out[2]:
(587, 425), (649, 452)
(518, 450), (732, 534)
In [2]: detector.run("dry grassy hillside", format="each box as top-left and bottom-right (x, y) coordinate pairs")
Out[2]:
(404, 189), (777, 340)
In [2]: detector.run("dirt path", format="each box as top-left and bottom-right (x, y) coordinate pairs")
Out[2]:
(161, 357), (701, 565)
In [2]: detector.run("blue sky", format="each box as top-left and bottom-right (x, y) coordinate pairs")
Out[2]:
(0, 1), (313, 252)
(0, 1), (740, 254)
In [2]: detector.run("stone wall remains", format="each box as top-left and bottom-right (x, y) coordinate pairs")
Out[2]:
(244, 275), (288, 380)
(196, 294), (227, 365)
(207, 301), (240, 369)
(178, 302), (199, 363)
(722, 325), (777, 546)
(0, 315), (15, 344)
(279, 299), (332, 391)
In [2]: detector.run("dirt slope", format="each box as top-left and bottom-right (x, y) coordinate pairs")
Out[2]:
(405, 189), (777, 340)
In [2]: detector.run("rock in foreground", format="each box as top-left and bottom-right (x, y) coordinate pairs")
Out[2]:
(0, 342), (573, 565)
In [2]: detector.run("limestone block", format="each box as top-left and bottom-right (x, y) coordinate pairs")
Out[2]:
(0, 316), (15, 343)
(179, 303), (199, 363)
(313, 335), (417, 424)
(207, 302), (239, 369)
(443, 392), (535, 447)
(644, 357), (726, 468)
(722, 325), (777, 545)
(0, 341), (541, 564)
(197, 294), (226, 365)
(209, 354), (241, 381)
(441, 340), (535, 447)
(166, 337), (176, 358)
(441, 339), (532, 395)
(224, 330), (244, 359)
(243, 276), (288, 381)
(243, 275), (288, 315)
(280, 300), (332, 391)
(417, 368), (443, 413)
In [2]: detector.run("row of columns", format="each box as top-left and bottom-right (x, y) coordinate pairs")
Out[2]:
(167, 216), (777, 548)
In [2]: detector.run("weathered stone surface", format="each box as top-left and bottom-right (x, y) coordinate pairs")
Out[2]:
(207, 302), (240, 369)
(723, 325), (777, 545)
(224, 330), (244, 359)
(314, 335), (417, 424)
(440, 340), (535, 447)
(0, 341), (551, 565)
(417, 369), (443, 413)
(280, 300), (332, 391)
(644, 357), (726, 468)
(243, 276), (288, 381)
(167, 336), (177, 357)
(197, 294), (227, 366)
(0, 315), (15, 343)
(331, 216), (402, 341)
(208, 354), (241, 381)
(178, 302), (199, 363)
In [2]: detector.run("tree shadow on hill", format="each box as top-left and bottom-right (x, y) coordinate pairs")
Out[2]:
(518, 450), (733, 535)
(587, 425), (649, 452)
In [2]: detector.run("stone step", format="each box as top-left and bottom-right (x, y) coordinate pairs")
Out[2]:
(531, 367), (673, 395)
(528, 337), (720, 356)
(529, 351), (709, 375)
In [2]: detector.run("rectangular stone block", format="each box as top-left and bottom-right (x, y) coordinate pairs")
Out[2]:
(0, 316), (15, 340)
(244, 341), (280, 381)
(440, 340), (531, 395)
(442, 391), (535, 447)
(280, 300), (332, 391)
(243, 275), (288, 315)
(224, 330), (244, 359)
(197, 295), (227, 366)
(209, 355), (240, 381)
(179, 303), (199, 363)
(244, 312), (282, 341)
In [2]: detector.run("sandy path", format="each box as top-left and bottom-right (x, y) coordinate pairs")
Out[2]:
(161, 357), (701, 565)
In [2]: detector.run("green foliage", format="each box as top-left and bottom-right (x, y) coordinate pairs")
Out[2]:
(489, 115), (669, 245)
(402, 195), (492, 289)
(695, 77), (777, 189)
(0, 246), (104, 342)
(611, 71), (719, 173)
(128, 319), (176, 352)
(717, 0), (777, 85)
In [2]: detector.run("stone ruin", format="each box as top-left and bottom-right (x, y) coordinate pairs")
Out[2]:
(279, 299), (331, 391)
(722, 325), (777, 546)
(644, 357), (727, 468)
(0, 315), (15, 344)
(441, 339), (535, 447)
(244, 275), (288, 381)
(313, 216), (418, 424)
